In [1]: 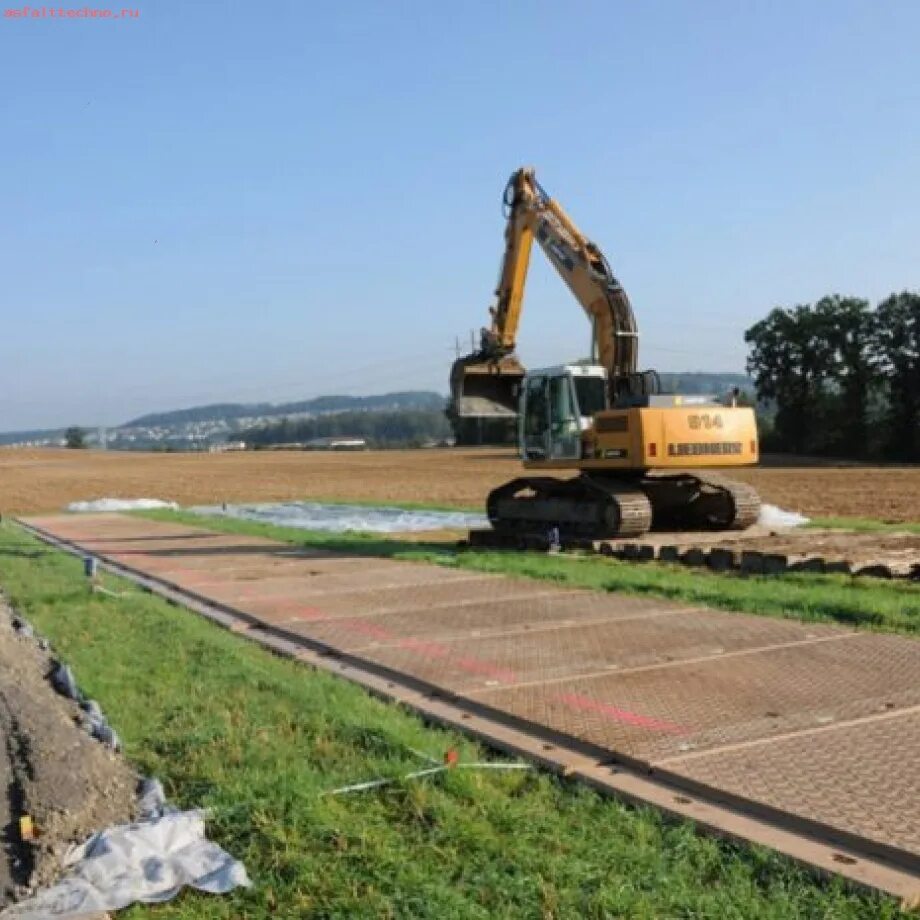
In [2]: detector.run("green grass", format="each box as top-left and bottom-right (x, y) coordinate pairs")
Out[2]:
(140, 509), (920, 636)
(809, 516), (920, 534)
(0, 523), (901, 919)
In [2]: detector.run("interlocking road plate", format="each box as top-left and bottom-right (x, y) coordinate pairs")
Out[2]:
(21, 512), (920, 886)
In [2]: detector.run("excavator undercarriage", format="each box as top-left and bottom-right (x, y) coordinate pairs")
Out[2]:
(486, 473), (760, 540)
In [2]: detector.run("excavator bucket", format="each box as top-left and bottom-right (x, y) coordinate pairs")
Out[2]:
(446, 352), (525, 445)
(449, 353), (524, 418)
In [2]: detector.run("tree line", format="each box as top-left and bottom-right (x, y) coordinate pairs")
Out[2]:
(745, 292), (919, 461)
(241, 409), (454, 448)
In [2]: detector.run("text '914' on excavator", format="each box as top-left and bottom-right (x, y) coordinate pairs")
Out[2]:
(447, 167), (761, 539)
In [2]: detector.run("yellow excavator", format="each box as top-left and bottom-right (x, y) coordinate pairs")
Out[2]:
(449, 167), (761, 538)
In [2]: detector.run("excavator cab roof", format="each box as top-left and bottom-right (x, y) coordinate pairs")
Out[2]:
(524, 364), (606, 380)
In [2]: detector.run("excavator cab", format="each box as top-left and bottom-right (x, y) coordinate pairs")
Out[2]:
(520, 365), (607, 461)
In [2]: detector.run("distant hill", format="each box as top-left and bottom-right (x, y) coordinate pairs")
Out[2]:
(123, 391), (447, 428)
(0, 427), (66, 447)
(0, 377), (753, 447)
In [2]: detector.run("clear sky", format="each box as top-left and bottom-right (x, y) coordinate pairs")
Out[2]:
(1, 0), (917, 430)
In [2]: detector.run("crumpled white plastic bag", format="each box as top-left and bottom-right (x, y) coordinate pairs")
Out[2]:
(67, 498), (178, 513)
(1, 811), (250, 918)
(757, 503), (810, 529)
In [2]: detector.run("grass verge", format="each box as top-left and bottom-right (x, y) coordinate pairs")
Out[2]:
(809, 516), (920, 534)
(141, 509), (920, 636)
(0, 522), (902, 919)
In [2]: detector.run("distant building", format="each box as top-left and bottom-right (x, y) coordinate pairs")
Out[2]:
(209, 441), (247, 453)
(303, 437), (367, 451)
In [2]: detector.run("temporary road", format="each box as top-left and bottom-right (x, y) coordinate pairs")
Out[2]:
(19, 513), (920, 906)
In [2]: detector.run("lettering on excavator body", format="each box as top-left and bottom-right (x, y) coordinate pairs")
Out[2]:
(667, 442), (743, 457)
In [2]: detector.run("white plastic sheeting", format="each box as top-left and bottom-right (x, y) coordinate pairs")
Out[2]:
(757, 503), (810, 529)
(0, 811), (250, 918)
(67, 498), (178, 513)
(65, 496), (808, 533)
(190, 501), (489, 533)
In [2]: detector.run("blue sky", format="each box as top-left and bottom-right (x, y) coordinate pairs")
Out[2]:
(1, 0), (917, 430)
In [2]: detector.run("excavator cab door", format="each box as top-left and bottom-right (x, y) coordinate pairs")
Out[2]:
(520, 371), (582, 461)
(521, 375), (549, 460)
(548, 373), (581, 460)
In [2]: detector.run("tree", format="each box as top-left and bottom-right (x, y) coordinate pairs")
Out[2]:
(744, 305), (837, 453)
(872, 292), (920, 461)
(812, 295), (876, 456)
(65, 426), (87, 449)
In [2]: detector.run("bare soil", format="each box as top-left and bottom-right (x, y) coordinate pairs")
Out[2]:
(0, 447), (917, 523)
(0, 598), (136, 907)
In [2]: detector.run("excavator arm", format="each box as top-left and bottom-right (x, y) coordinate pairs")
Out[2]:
(449, 168), (657, 438)
(487, 167), (642, 390)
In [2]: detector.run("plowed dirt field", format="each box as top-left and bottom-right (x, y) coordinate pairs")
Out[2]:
(0, 448), (917, 522)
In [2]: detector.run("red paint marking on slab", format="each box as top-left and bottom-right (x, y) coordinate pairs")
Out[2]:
(453, 656), (519, 684)
(555, 692), (687, 734)
(339, 619), (395, 641)
(241, 598), (328, 621)
(323, 621), (519, 683)
(241, 595), (306, 608)
(397, 637), (452, 659)
(392, 638), (520, 684)
(284, 605), (328, 622)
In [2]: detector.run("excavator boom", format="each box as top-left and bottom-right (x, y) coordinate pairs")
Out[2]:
(448, 168), (659, 442)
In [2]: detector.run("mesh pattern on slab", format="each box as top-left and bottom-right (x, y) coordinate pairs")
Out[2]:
(308, 609), (844, 693)
(236, 578), (553, 622)
(474, 634), (920, 763)
(288, 583), (682, 651)
(664, 709), (920, 859)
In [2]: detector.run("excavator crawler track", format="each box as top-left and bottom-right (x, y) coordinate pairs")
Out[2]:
(487, 475), (652, 540)
(486, 473), (760, 540)
(642, 473), (761, 532)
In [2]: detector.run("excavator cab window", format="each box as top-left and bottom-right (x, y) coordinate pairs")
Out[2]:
(572, 375), (607, 418)
(522, 376), (549, 459)
(548, 374), (581, 459)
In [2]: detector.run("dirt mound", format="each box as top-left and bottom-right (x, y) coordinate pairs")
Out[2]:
(0, 599), (136, 907)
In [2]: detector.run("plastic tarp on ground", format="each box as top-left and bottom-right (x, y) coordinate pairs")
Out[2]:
(67, 498), (178, 513)
(66, 497), (808, 533)
(1, 810), (250, 919)
(757, 503), (810, 529)
(190, 501), (489, 533)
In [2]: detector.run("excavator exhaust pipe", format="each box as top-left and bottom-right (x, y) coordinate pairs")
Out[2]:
(446, 352), (524, 445)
